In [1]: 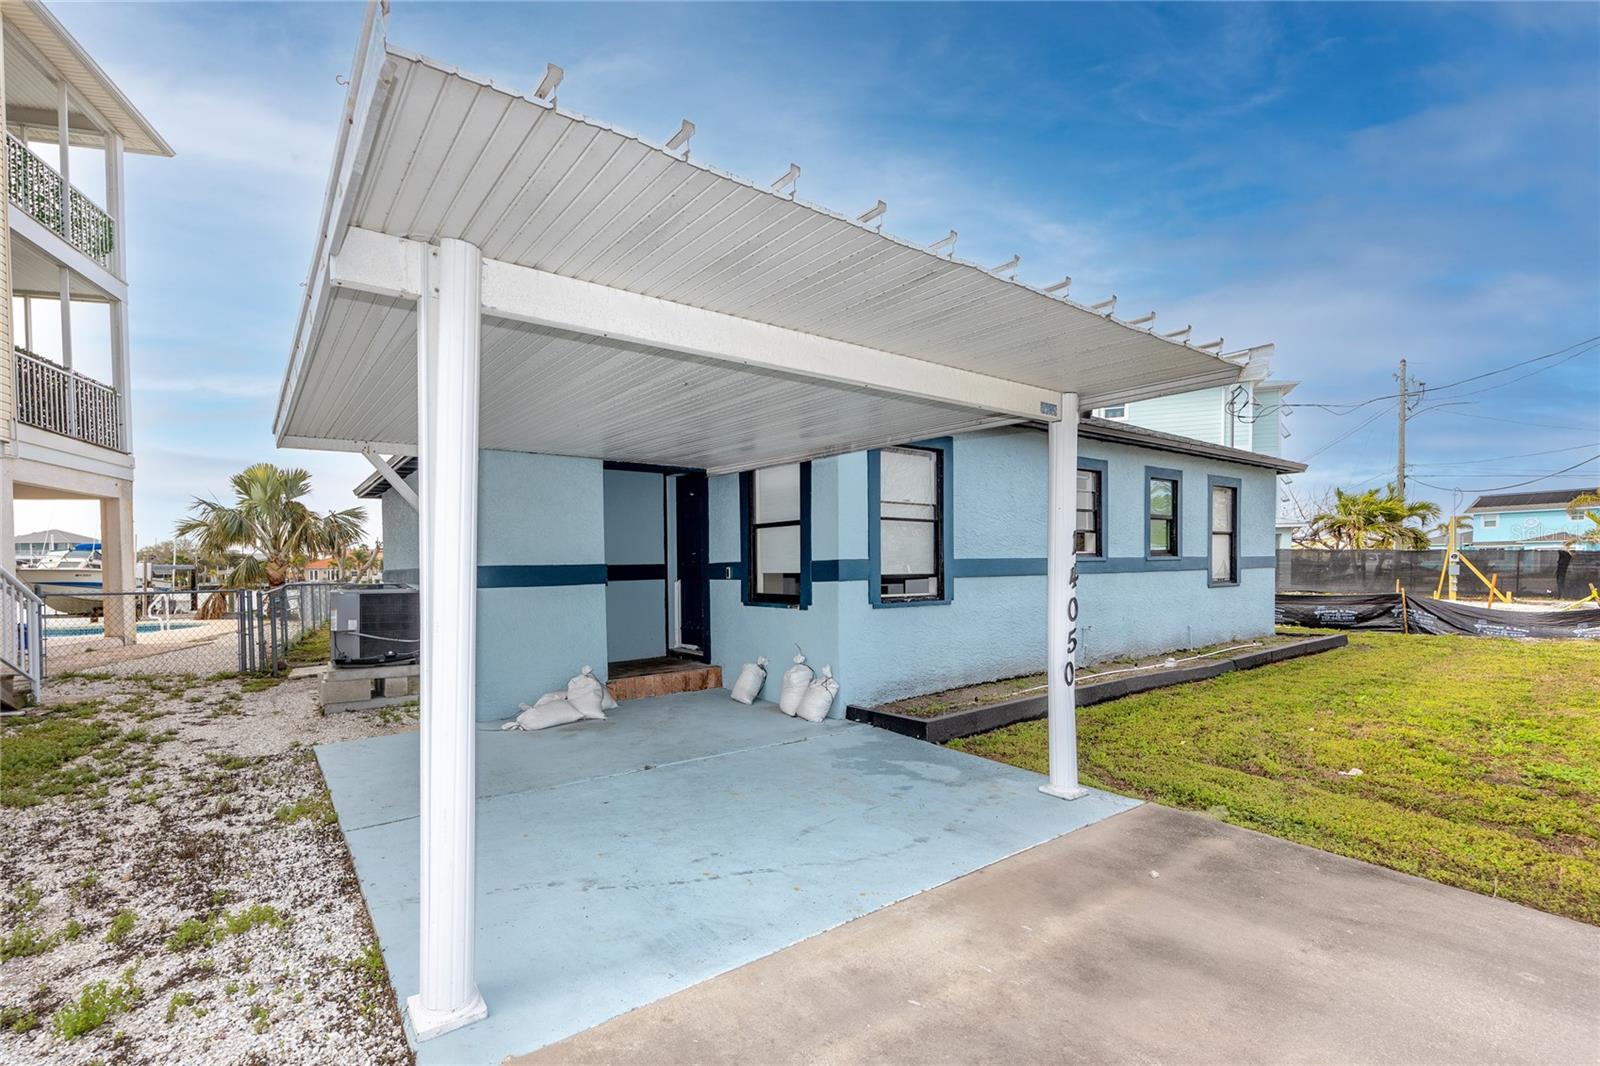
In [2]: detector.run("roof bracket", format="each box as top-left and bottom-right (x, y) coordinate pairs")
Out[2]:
(534, 63), (563, 102)
(360, 447), (419, 510)
(1196, 338), (1225, 352)
(927, 230), (958, 256)
(1090, 295), (1117, 314)
(1124, 311), (1156, 327)
(856, 200), (887, 229)
(771, 163), (800, 197)
(1162, 324), (1192, 341)
(666, 119), (695, 157)
(1042, 277), (1072, 294)
(990, 254), (1020, 277)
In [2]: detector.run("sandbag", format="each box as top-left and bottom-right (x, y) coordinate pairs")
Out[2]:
(778, 654), (813, 716)
(795, 665), (839, 723)
(502, 698), (587, 731)
(730, 657), (768, 704)
(567, 665), (616, 718)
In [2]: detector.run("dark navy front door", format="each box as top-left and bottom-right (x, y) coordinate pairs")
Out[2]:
(675, 474), (711, 661)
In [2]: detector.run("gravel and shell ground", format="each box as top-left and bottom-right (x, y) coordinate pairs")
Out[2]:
(0, 670), (418, 1064)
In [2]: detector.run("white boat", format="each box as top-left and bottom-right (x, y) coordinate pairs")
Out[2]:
(20, 544), (103, 614)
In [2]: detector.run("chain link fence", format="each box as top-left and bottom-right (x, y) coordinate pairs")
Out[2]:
(33, 581), (334, 679)
(1277, 548), (1600, 601)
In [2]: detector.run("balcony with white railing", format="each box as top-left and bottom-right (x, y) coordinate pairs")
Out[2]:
(6, 132), (115, 269)
(14, 346), (124, 452)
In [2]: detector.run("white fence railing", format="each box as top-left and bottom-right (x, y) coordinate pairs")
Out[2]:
(15, 347), (124, 451)
(2, 564), (45, 690)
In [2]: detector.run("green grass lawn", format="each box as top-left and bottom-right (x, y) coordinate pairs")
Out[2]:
(951, 632), (1600, 924)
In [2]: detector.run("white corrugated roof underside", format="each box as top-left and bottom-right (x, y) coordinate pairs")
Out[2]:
(278, 39), (1261, 473)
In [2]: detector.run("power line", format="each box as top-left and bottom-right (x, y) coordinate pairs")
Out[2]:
(1403, 443), (1599, 467)
(1423, 409), (1600, 433)
(1299, 408), (1388, 461)
(1271, 335), (1600, 415)
(1410, 455), (1600, 495)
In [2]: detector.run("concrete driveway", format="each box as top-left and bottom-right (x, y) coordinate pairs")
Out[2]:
(518, 804), (1600, 1065)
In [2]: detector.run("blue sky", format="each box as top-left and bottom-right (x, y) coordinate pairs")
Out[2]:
(21, 1), (1599, 546)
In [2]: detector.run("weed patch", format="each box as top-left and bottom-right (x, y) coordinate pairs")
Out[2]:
(52, 965), (141, 1040)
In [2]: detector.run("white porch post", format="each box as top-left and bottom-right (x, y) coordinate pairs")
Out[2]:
(1041, 393), (1089, 801)
(407, 237), (488, 1040)
(106, 132), (132, 450)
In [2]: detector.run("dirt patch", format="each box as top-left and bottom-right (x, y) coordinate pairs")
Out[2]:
(0, 672), (419, 1064)
(879, 632), (1313, 718)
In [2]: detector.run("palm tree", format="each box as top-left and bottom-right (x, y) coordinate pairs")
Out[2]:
(1567, 491), (1600, 546)
(176, 463), (367, 587)
(344, 544), (375, 581)
(1307, 485), (1441, 550)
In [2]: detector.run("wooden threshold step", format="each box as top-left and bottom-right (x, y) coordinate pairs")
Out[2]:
(607, 664), (723, 702)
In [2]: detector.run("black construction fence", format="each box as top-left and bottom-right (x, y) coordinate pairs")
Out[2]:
(1276, 548), (1600, 602)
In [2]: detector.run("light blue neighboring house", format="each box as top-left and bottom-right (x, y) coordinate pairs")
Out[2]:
(1463, 489), (1599, 551)
(1092, 367), (1306, 548)
(361, 418), (1305, 719)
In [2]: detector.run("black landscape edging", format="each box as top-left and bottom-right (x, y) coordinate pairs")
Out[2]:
(845, 633), (1349, 744)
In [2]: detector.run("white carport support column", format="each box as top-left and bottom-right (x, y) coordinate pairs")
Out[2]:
(407, 238), (489, 1040)
(1041, 394), (1089, 801)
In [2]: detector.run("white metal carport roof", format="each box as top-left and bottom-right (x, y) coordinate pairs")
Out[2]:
(275, 28), (1266, 474)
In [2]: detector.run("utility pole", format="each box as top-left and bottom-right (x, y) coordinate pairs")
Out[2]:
(1397, 357), (1407, 500)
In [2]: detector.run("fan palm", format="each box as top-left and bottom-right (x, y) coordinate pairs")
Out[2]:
(1308, 485), (1441, 549)
(1567, 492), (1600, 545)
(175, 464), (367, 587)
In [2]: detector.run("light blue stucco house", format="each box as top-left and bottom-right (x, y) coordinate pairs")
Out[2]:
(1463, 488), (1599, 551)
(362, 418), (1304, 718)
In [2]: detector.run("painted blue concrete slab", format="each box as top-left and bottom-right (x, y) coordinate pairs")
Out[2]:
(317, 691), (1138, 1065)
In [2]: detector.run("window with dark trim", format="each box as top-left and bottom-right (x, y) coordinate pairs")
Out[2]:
(1075, 467), (1103, 556)
(749, 463), (802, 604)
(1148, 475), (1179, 557)
(1209, 482), (1238, 585)
(878, 446), (943, 600)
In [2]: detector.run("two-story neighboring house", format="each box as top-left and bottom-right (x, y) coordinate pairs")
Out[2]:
(1090, 348), (1304, 546)
(1463, 489), (1599, 552)
(0, 0), (171, 638)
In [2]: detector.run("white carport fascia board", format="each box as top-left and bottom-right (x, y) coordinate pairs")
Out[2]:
(325, 226), (1062, 424)
(1076, 366), (1248, 411)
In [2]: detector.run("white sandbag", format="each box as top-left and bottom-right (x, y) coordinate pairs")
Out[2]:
(730, 657), (768, 704)
(502, 698), (587, 731)
(567, 665), (614, 719)
(778, 654), (813, 716)
(795, 666), (839, 723)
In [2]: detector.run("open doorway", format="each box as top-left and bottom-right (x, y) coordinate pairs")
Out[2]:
(601, 464), (715, 699)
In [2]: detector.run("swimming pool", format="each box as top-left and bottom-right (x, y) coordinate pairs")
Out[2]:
(46, 621), (205, 638)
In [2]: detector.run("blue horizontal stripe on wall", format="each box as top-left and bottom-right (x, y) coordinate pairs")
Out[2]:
(812, 558), (871, 582)
(1079, 555), (1276, 575)
(502, 555), (1277, 587)
(607, 563), (668, 582)
(478, 564), (609, 588)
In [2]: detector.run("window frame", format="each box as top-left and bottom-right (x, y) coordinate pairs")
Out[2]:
(740, 462), (811, 609)
(869, 439), (954, 608)
(1101, 404), (1127, 419)
(1207, 475), (1241, 587)
(1144, 466), (1183, 560)
(1481, 514), (1498, 529)
(1075, 457), (1108, 559)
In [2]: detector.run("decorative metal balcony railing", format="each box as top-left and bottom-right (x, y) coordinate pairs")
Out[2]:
(15, 347), (124, 451)
(6, 132), (115, 269)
